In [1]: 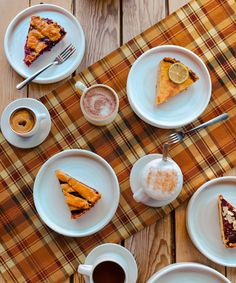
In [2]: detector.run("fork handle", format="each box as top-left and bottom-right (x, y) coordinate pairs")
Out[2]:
(186, 113), (229, 134)
(16, 62), (54, 90)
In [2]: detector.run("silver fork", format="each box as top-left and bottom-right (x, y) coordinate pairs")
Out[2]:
(16, 44), (76, 90)
(164, 113), (229, 145)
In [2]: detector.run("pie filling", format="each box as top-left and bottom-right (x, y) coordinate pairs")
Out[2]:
(156, 57), (199, 105)
(55, 170), (101, 220)
(24, 16), (66, 66)
(218, 195), (236, 248)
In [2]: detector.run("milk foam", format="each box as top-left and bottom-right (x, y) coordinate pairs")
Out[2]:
(82, 87), (116, 119)
(141, 158), (182, 201)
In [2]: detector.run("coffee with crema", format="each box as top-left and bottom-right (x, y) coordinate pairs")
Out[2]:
(10, 108), (36, 134)
(82, 86), (117, 120)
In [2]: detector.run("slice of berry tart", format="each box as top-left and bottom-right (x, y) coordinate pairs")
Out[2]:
(218, 195), (236, 248)
(24, 15), (66, 66)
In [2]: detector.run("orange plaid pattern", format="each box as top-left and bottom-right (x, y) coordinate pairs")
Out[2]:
(0, 0), (236, 282)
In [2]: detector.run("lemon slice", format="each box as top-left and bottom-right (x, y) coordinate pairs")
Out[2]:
(168, 62), (189, 84)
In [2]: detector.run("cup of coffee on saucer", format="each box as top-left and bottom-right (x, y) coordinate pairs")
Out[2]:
(0, 98), (51, 149)
(130, 154), (183, 207)
(9, 106), (46, 137)
(75, 81), (119, 126)
(78, 243), (138, 283)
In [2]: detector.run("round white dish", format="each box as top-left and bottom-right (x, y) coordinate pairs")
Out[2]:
(127, 45), (211, 129)
(80, 243), (138, 283)
(33, 149), (120, 237)
(4, 4), (85, 84)
(147, 262), (230, 283)
(187, 176), (236, 267)
(0, 98), (51, 149)
(130, 154), (183, 207)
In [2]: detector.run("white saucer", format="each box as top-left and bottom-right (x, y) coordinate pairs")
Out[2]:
(4, 4), (85, 84)
(33, 149), (120, 237)
(187, 176), (236, 267)
(127, 45), (212, 129)
(147, 262), (230, 283)
(130, 154), (183, 207)
(81, 243), (138, 283)
(0, 98), (51, 149)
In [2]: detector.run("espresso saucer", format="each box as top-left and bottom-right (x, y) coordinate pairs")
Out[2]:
(130, 154), (183, 207)
(0, 98), (51, 149)
(79, 243), (138, 283)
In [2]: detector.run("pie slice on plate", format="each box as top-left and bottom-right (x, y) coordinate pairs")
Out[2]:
(55, 170), (101, 219)
(24, 15), (66, 66)
(218, 195), (236, 248)
(156, 57), (199, 105)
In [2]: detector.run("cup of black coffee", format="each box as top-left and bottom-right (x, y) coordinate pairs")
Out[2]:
(78, 258), (127, 283)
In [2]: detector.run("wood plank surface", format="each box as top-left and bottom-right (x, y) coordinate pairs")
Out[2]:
(168, 0), (191, 14)
(0, 0), (29, 114)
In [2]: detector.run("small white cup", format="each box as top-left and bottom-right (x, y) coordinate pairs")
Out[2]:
(75, 81), (119, 126)
(133, 158), (183, 204)
(9, 106), (46, 138)
(78, 253), (128, 283)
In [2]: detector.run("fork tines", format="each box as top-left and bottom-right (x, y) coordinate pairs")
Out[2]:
(163, 133), (180, 145)
(57, 44), (76, 62)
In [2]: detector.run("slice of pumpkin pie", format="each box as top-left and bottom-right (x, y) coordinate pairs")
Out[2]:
(55, 170), (101, 219)
(156, 57), (199, 105)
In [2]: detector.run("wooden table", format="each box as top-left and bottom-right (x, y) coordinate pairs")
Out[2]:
(0, 1), (235, 282)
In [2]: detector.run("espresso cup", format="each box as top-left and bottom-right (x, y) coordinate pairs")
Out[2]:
(75, 81), (119, 126)
(78, 254), (127, 283)
(9, 106), (46, 138)
(133, 157), (183, 204)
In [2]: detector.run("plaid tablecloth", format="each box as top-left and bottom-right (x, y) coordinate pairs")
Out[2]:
(1, 0), (236, 282)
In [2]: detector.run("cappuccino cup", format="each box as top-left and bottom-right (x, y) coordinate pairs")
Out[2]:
(133, 157), (183, 204)
(75, 81), (119, 126)
(9, 106), (46, 138)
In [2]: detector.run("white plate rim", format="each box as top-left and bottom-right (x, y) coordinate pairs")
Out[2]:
(147, 262), (230, 283)
(127, 45), (212, 129)
(186, 176), (236, 267)
(33, 149), (120, 237)
(4, 4), (85, 84)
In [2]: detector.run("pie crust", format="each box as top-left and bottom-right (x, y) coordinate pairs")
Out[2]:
(56, 170), (101, 219)
(24, 16), (66, 66)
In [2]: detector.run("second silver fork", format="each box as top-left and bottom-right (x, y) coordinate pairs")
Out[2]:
(16, 43), (76, 90)
(164, 113), (229, 145)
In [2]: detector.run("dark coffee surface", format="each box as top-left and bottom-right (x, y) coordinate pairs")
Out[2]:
(93, 261), (125, 283)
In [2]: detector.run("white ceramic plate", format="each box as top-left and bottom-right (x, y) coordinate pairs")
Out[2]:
(187, 176), (236, 266)
(80, 243), (138, 283)
(0, 98), (51, 149)
(127, 45), (211, 129)
(33, 149), (120, 237)
(4, 4), (85, 84)
(147, 262), (230, 283)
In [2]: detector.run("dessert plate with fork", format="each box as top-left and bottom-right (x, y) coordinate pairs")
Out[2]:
(4, 4), (85, 83)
